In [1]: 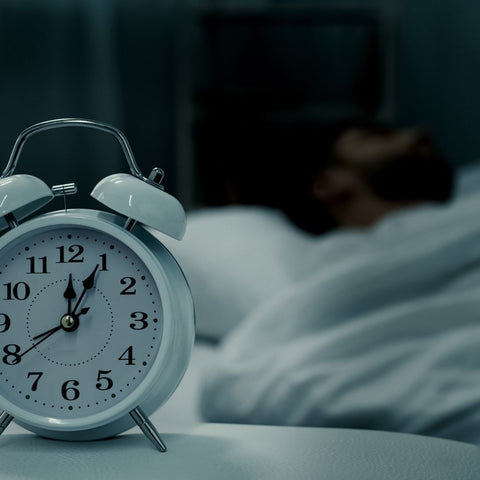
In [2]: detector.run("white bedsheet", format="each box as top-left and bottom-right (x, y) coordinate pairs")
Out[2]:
(199, 193), (480, 444)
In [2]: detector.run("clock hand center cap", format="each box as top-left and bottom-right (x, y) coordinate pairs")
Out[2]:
(61, 314), (79, 332)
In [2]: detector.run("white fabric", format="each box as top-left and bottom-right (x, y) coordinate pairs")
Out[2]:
(455, 159), (480, 197)
(2, 425), (480, 480)
(158, 206), (335, 339)
(199, 193), (480, 444)
(156, 161), (480, 341)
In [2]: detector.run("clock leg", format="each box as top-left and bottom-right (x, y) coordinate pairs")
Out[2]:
(130, 407), (167, 452)
(0, 411), (13, 435)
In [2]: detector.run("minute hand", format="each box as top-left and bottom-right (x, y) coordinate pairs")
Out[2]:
(71, 264), (99, 316)
(19, 326), (62, 360)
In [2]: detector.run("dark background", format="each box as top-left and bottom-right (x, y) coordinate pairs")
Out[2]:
(0, 0), (478, 213)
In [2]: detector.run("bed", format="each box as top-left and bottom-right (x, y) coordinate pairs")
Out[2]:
(148, 160), (480, 446)
(8, 162), (480, 445)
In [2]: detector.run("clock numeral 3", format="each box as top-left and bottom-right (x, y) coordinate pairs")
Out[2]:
(0, 314), (11, 333)
(129, 312), (148, 330)
(61, 379), (80, 401)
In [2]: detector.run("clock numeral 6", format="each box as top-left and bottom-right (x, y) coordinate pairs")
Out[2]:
(0, 314), (11, 333)
(61, 379), (80, 401)
(3, 282), (30, 301)
(96, 370), (113, 391)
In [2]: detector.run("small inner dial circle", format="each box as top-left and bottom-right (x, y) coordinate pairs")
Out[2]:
(25, 279), (115, 367)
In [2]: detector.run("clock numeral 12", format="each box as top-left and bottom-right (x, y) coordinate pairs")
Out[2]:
(56, 245), (84, 263)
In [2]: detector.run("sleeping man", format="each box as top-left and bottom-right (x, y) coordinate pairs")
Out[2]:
(307, 124), (453, 230)
(195, 124), (480, 445)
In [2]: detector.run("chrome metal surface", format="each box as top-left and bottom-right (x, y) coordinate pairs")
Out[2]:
(4, 212), (18, 229)
(2, 118), (150, 183)
(0, 411), (13, 435)
(130, 407), (167, 452)
(51, 183), (78, 196)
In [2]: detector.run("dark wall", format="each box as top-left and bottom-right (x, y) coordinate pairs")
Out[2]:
(396, 0), (480, 164)
(0, 0), (177, 210)
(0, 0), (479, 215)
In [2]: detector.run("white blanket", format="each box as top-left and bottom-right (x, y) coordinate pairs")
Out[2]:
(199, 194), (480, 444)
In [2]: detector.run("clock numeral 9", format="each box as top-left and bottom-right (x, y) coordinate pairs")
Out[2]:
(61, 379), (80, 401)
(96, 370), (113, 391)
(0, 314), (11, 333)
(3, 282), (30, 301)
(129, 312), (148, 330)
(56, 245), (84, 264)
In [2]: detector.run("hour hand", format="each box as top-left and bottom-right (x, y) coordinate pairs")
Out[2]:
(63, 273), (77, 314)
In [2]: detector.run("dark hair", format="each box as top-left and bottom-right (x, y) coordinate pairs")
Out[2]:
(328, 123), (455, 204)
(196, 120), (454, 235)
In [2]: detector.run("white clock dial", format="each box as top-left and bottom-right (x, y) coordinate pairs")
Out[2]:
(0, 225), (164, 420)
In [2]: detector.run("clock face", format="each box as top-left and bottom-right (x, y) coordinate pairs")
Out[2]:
(0, 224), (164, 422)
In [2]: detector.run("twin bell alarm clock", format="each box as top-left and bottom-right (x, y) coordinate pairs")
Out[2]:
(0, 118), (195, 452)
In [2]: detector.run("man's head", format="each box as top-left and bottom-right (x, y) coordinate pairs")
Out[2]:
(311, 124), (454, 229)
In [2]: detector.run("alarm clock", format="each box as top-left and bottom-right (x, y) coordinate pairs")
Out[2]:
(0, 119), (195, 452)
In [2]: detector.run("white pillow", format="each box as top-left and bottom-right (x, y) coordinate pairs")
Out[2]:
(155, 206), (314, 340)
(455, 160), (480, 197)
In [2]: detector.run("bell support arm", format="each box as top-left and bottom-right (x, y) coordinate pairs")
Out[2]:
(1, 118), (151, 184)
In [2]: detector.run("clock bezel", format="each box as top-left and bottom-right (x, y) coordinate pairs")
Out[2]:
(0, 209), (195, 439)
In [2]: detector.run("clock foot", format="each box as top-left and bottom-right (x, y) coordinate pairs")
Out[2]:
(130, 407), (167, 453)
(0, 411), (13, 435)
